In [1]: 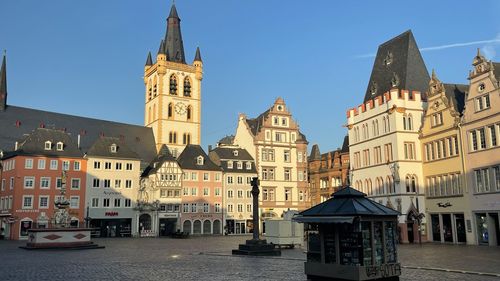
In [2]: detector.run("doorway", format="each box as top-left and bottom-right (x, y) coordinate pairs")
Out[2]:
(442, 214), (453, 242)
(455, 214), (466, 243)
(159, 219), (176, 237)
(235, 221), (246, 234)
(407, 222), (414, 243)
(139, 214), (152, 231)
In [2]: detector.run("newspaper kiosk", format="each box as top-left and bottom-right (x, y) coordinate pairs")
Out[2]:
(294, 186), (400, 281)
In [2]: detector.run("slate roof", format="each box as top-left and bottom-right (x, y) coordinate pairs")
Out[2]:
(245, 109), (270, 136)
(209, 147), (257, 173)
(340, 135), (349, 153)
(0, 105), (157, 163)
(217, 135), (234, 145)
(141, 144), (177, 177)
(298, 186), (400, 217)
(493, 62), (500, 82)
(2, 128), (83, 159)
(443, 83), (467, 115)
(0, 53), (7, 111)
(309, 144), (321, 161)
(364, 30), (430, 102)
(163, 4), (186, 64)
(194, 47), (202, 62)
(177, 144), (221, 171)
(86, 136), (140, 160)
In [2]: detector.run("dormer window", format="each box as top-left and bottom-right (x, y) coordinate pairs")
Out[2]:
(56, 142), (64, 151)
(110, 144), (117, 153)
(237, 161), (242, 169)
(227, 161), (233, 169)
(44, 141), (52, 150)
(233, 150), (239, 157)
(246, 162), (252, 170)
(196, 156), (204, 166)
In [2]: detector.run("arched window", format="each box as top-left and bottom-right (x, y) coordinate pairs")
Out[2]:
(405, 175), (411, 193)
(147, 79), (152, 101)
(386, 116), (391, 132)
(375, 120), (379, 136)
(169, 75), (178, 95)
(383, 117), (387, 133)
(386, 176), (395, 194)
(407, 114), (413, 131)
(362, 124), (366, 140)
(152, 104), (156, 120)
(187, 106), (192, 121)
(168, 103), (173, 118)
(183, 133), (191, 145)
(153, 76), (158, 97)
(403, 115), (407, 130)
(169, 132), (177, 144)
(411, 175), (417, 193)
(183, 77), (191, 97)
(366, 123), (369, 139)
(372, 120), (376, 137)
(379, 177), (385, 195)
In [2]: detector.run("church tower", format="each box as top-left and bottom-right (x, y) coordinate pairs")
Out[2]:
(144, 4), (203, 156)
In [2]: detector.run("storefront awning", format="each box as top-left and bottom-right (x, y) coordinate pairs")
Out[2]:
(292, 216), (355, 224)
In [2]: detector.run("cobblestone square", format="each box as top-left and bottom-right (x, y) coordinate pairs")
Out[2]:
(0, 236), (499, 281)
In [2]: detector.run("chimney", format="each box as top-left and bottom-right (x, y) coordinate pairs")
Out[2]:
(208, 145), (212, 152)
(77, 134), (81, 149)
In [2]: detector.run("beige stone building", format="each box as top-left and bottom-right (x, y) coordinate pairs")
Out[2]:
(85, 137), (142, 237)
(143, 4), (203, 156)
(209, 144), (257, 235)
(461, 50), (500, 246)
(419, 71), (471, 244)
(232, 98), (309, 232)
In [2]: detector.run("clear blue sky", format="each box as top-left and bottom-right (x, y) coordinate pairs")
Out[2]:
(2, 0), (500, 153)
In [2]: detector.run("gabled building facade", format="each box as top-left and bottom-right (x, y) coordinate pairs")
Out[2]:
(85, 137), (142, 238)
(209, 144), (257, 235)
(461, 50), (500, 246)
(178, 145), (223, 235)
(419, 71), (470, 244)
(139, 145), (183, 237)
(0, 128), (87, 240)
(144, 4), (203, 155)
(347, 30), (429, 243)
(308, 137), (350, 205)
(233, 98), (309, 232)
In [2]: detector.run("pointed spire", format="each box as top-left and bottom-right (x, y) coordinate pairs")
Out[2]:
(431, 69), (436, 80)
(157, 40), (165, 55)
(168, 3), (179, 19)
(310, 144), (321, 161)
(194, 47), (202, 62)
(145, 52), (153, 66)
(164, 3), (186, 63)
(0, 50), (7, 111)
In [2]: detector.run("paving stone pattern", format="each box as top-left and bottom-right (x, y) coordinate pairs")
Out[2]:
(0, 236), (499, 281)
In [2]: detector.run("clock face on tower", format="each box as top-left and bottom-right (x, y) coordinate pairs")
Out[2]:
(175, 102), (187, 115)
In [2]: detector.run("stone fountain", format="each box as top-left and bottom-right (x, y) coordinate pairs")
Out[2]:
(20, 171), (103, 250)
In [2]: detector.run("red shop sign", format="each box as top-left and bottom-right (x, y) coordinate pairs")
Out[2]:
(105, 211), (119, 217)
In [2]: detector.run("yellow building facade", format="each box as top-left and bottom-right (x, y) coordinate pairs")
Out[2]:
(419, 71), (472, 244)
(144, 4), (203, 156)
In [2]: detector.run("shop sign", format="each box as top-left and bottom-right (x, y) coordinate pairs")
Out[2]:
(103, 191), (122, 196)
(159, 213), (178, 218)
(105, 211), (119, 217)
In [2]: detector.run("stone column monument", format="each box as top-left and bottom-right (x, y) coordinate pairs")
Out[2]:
(232, 177), (281, 256)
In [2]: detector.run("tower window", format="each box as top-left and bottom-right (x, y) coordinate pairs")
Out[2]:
(184, 78), (191, 97)
(187, 106), (192, 121)
(169, 132), (177, 144)
(168, 103), (173, 118)
(169, 75), (178, 95)
(183, 133), (191, 145)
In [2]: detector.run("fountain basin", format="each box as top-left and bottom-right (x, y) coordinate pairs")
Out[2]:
(20, 228), (104, 250)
